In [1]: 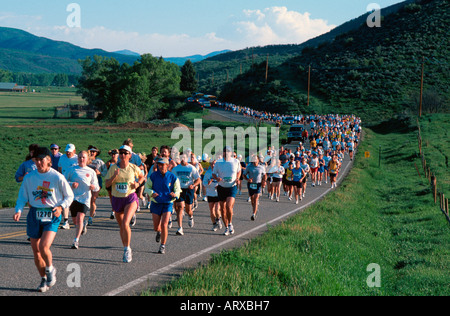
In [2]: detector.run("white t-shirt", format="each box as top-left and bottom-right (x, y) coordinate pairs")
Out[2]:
(15, 168), (74, 213)
(64, 166), (100, 207)
(213, 158), (241, 188)
(202, 169), (218, 197)
(58, 154), (78, 175)
(172, 163), (200, 189)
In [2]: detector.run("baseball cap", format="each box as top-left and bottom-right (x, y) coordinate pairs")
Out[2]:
(119, 145), (132, 153)
(34, 147), (52, 159)
(50, 144), (59, 149)
(155, 157), (169, 164)
(223, 146), (232, 153)
(65, 144), (75, 152)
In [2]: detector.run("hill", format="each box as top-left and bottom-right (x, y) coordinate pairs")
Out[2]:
(218, 0), (449, 123)
(0, 27), (139, 73)
(193, 0), (415, 92)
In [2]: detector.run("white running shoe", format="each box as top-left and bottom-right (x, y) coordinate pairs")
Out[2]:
(45, 267), (56, 288)
(123, 248), (132, 263)
(37, 278), (49, 293)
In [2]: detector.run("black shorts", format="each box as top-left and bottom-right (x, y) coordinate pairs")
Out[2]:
(70, 200), (90, 218)
(207, 196), (219, 203)
(217, 185), (238, 202)
(176, 188), (195, 205)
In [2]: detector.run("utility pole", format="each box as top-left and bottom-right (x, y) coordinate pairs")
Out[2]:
(419, 57), (425, 117)
(307, 65), (311, 106)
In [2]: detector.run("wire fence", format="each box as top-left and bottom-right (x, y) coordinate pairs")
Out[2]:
(416, 118), (449, 224)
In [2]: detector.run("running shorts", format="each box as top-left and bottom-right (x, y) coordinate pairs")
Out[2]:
(247, 182), (262, 197)
(217, 185), (238, 202)
(150, 202), (173, 216)
(27, 207), (62, 239)
(111, 193), (138, 213)
(207, 196), (219, 203)
(176, 188), (195, 205)
(70, 200), (90, 217)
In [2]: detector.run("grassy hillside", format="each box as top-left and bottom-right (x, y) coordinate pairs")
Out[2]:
(218, 0), (449, 124)
(194, 0), (415, 93)
(145, 114), (450, 296)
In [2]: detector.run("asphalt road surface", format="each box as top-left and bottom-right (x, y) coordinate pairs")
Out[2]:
(0, 110), (355, 296)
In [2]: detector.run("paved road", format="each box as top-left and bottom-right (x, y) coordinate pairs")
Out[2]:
(0, 111), (355, 296)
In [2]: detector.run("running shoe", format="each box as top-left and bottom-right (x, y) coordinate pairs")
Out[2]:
(188, 217), (194, 228)
(223, 227), (230, 236)
(176, 227), (184, 236)
(37, 277), (48, 293)
(46, 267), (57, 288)
(229, 224), (235, 235)
(130, 215), (136, 227)
(60, 221), (70, 230)
(81, 220), (88, 235)
(71, 240), (79, 249)
(110, 211), (115, 219)
(158, 245), (166, 254)
(156, 231), (161, 243)
(251, 214), (257, 221)
(88, 216), (93, 226)
(123, 248), (132, 263)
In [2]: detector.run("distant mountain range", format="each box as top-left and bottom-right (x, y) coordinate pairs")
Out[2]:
(0, 27), (231, 73)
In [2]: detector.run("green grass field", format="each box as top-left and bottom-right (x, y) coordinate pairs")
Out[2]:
(143, 115), (449, 296)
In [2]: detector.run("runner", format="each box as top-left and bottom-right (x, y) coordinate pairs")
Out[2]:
(49, 144), (62, 171)
(65, 151), (100, 249)
(58, 144), (78, 230)
(292, 160), (307, 204)
(145, 157), (181, 254)
(87, 145), (105, 225)
(172, 154), (201, 236)
(300, 157), (310, 198)
(105, 149), (119, 219)
(309, 152), (319, 187)
(13, 147), (74, 292)
(244, 155), (266, 221)
(202, 159), (222, 231)
(269, 159), (285, 202)
(15, 144), (38, 183)
(328, 154), (341, 189)
(212, 146), (241, 236)
(105, 145), (145, 263)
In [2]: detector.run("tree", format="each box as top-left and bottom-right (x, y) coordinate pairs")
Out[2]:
(180, 60), (198, 93)
(77, 54), (181, 123)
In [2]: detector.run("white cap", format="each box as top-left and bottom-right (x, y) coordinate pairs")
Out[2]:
(119, 145), (132, 153)
(65, 144), (75, 152)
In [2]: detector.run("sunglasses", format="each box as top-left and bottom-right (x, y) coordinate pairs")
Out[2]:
(119, 152), (130, 155)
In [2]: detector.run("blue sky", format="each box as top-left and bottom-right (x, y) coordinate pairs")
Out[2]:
(0, 0), (405, 57)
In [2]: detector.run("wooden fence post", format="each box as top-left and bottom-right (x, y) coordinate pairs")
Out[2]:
(432, 175), (437, 204)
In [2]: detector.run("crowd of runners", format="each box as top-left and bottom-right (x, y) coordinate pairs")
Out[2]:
(12, 113), (361, 292)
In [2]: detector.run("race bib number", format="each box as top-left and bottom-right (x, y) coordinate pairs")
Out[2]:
(249, 183), (258, 190)
(116, 182), (129, 194)
(223, 177), (233, 183)
(36, 208), (53, 223)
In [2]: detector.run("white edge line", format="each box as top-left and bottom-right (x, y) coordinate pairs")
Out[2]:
(104, 159), (352, 296)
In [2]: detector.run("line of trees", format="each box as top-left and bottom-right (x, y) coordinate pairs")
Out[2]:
(0, 69), (78, 87)
(77, 55), (199, 123)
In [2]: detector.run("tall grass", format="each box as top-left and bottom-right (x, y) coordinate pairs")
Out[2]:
(144, 119), (449, 296)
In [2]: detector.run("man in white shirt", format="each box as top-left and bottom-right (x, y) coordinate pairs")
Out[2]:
(171, 154), (201, 236)
(212, 146), (241, 236)
(58, 144), (78, 229)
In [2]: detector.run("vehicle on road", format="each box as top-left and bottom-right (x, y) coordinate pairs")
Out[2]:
(283, 116), (296, 125)
(198, 98), (211, 108)
(287, 124), (304, 143)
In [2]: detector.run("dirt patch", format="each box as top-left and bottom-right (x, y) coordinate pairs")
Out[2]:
(5, 121), (192, 131)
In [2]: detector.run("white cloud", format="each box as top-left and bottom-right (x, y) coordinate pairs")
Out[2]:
(230, 6), (336, 47)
